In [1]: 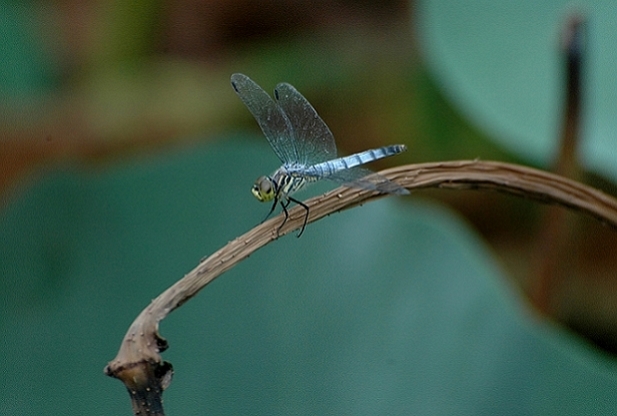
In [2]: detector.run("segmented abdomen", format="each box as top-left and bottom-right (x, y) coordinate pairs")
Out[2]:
(304, 144), (406, 177)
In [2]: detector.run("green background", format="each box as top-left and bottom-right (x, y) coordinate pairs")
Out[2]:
(2, 138), (616, 414)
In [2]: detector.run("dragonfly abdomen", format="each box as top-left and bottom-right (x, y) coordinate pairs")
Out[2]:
(305, 144), (407, 177)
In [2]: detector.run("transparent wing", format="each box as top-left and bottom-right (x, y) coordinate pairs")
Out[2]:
(231, 73), (298, 163)
(327, 167), (409, 195)
(273, 82), (338, 166)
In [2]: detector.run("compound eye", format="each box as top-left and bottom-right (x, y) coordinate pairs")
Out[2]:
(259, 178), (272, 193)
(251, 176), (275, 202)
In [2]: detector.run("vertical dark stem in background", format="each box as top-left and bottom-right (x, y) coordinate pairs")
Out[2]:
(557, 14), (584, 176)
(531, 15), (585, 314)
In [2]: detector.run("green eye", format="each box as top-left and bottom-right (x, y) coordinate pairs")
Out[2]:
(251, 176), (275, 202)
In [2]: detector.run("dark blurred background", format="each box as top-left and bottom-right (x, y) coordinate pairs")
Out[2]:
(2, 0), (617, 414)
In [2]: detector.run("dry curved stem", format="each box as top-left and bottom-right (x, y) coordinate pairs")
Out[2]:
(105, 159), (617, 415)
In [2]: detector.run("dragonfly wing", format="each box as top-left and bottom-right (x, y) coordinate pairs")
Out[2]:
(231, 73), (298, 163)
(273, 82), (338, 166)
(328, 167), (409, 195)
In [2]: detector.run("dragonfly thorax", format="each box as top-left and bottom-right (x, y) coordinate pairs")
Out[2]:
(275, 167), (311, 197)
(252, 166), (312, 203)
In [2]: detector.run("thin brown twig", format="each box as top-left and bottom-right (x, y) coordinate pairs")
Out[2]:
(104, 160), (617, 415)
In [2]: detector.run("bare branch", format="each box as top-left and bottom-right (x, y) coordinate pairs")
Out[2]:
(105, 160), (617, 415)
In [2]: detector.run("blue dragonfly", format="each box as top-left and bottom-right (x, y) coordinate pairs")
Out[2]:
(231, 73), (408, 237)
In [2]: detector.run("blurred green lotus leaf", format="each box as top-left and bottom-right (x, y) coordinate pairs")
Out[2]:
(418, 1), (617, 182)
(1, 138), (616, 415)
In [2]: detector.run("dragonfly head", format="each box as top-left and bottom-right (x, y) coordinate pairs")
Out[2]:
(251, 176), (276, 202)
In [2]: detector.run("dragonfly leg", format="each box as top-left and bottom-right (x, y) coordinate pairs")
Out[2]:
(277, 200), (291, 236)
(289, 196), (309, 238)
(262, 199), (278, 224)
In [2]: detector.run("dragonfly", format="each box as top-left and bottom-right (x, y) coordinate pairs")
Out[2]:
(231, 73), (408, 237)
